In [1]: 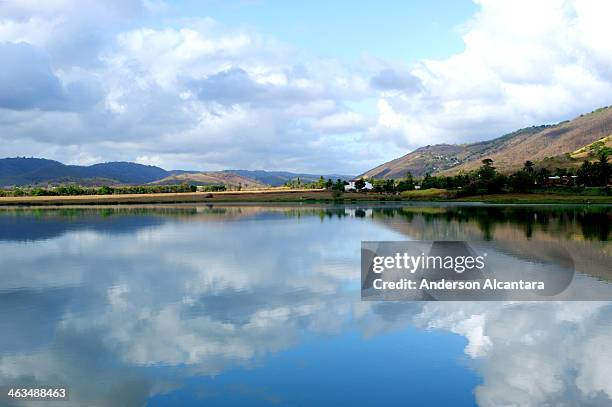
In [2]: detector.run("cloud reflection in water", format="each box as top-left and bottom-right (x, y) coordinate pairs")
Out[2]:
(0, 204), (610, 406)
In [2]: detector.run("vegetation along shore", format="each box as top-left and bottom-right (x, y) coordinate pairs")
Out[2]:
(0, 152), (610, 206)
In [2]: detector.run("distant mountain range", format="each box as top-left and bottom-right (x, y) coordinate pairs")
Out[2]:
(221, 170), (353, 186)
(0, 157), (353, 188)
(361, 105), (612, 179)
(10, 105), (608, 186)
(152, 172), (268, 189)
(158, 170), (352, 188)
(0, 158), (170, 187)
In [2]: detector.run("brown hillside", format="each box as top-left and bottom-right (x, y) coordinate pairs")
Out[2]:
(361, 144), (467, 179)
(361, 106), (612, 179)
(151, 171), (268, 189)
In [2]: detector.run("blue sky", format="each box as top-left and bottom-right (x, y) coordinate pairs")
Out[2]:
(1, 0), (612, 173)
(167, 0), (476, 61)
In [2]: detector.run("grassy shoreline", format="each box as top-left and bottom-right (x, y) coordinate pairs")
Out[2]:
(451, 193), (612, 204)
(0, 189), (610, 206)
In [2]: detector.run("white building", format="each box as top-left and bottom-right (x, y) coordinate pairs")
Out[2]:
(344, 208), (373, 217)
(344, 179), (373, 191)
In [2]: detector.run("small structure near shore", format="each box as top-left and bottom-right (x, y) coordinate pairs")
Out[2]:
(345, 179), (373, 192)
(543, 175), (577, 186)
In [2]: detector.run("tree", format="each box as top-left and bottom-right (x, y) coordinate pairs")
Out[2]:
(477, 159), (493, 177)
(475, 159), (505, 193)
(317, 176), (325, 189)
(421, 173), (434, 189)
(509, 171), (534, 192)
(12, 188), (25, 197)
(396, 172), (415, 192)
(535, 167), (550, 185)
(354, 178), (366, 190)
(332, 179), (345, 191)
(478, 158), (496, 181)
(577, 161), (594, 186)
(598, 152), (610, 186)
(383, 179), (396, 193)
(523, 160), (535, 173)
(325, 178), (333, 189)
(98, 185), (114, 195)
(371, 179), (385, 193)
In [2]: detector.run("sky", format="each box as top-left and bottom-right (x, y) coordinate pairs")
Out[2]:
(1, 0), (612, 173)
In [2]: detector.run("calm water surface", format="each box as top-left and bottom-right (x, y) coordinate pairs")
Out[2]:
(0, 203), (611, 406)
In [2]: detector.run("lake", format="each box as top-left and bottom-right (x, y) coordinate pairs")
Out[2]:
(0, 203), (610, 406)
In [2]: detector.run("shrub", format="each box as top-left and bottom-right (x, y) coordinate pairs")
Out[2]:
(98, 186), (114, 195)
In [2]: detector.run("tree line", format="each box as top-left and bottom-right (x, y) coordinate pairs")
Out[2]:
(413, 154), (610, 195)
(2, 154), (608, 198)
(0, 184), (199, 197)
(321, 154), (610, 195)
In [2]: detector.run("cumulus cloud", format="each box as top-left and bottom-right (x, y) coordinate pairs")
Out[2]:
(368, 0), (612, 150)
(361, 300), (612, 407)
(313, 111), (371, 134)
(0, 3), (380, 172)
(0, 42), (101, 110)
(0, 42), (65, 110)
(190, 67), (324, 107)
(0, 207), (373, 406)
(1, 0), (612, 173)
(0, 0), (146, 67)
(370, 68), (421, 92)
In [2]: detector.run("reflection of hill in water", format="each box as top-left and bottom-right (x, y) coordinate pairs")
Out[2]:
(0, 210), (166, 242)
(371, 206), (611, 241)
(1, 204), (610, 282)
(370, 206), (612, 281)
(0, 205), (359, 242)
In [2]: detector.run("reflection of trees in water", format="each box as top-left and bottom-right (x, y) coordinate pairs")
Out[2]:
(579, 211), (611, 241)
(2, 204), (609, 242)
(315, 208), (348, 221)
(195, 205), (609, 241)
(371, 206), (611, 241)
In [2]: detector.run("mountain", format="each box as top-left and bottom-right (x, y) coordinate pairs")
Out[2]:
(0, 158), (353, 188)
(82, 162), (169, 184)
(0, 158), (170, 187)
(568, 135), (612, 161)
(151, 172), (267, 189)
(224, 170), (353, 186)
(361, 106), (612, 179)
(127, 169), (353, 186)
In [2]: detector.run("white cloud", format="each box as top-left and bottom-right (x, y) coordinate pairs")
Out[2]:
(1, 0), (612, 173)
(313, 111), (371, 134)
(368, 0), (612, 152)
(0, 3), (379, 173)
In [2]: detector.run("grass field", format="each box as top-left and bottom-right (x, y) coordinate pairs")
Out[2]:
(400, 188), (455, 200)
(453, 193), (612, 204)
(0, 189), (395, 206)
(0, 189), (610, 206)
(401, 189), (612, 204)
